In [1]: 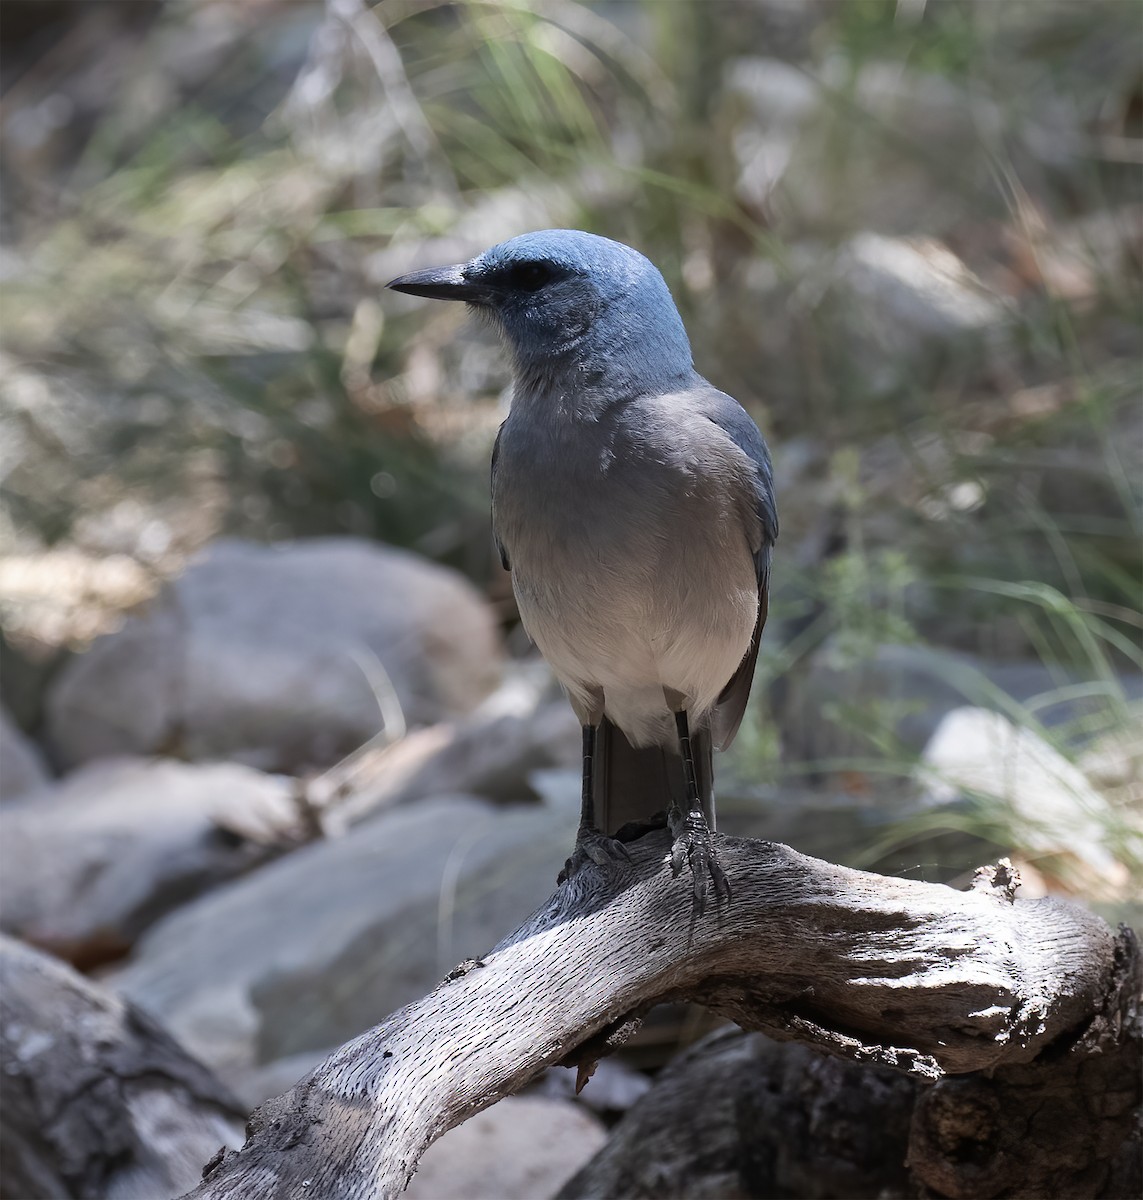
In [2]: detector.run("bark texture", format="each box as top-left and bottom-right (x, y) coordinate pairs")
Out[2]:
(559, 1016), (1141, 1200)
(560, 1029), (919, 1199)
(0, 934), (245, 1199)
(185, 831), (1138, 1200)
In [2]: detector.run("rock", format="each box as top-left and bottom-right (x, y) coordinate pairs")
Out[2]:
(802, 233), (1009, 398)
(108, 796), (572, 1080)
(0, 705), (48, 801)
(0, 757), (303, 966)
(830, 232), (1008, 345)
(734, 233), (1010, 409)
(0, 934), (244, 1200)
(918, 706), (1136, 891)
(232, 1046), (335, 1110)
(45, 537), (504, 773)
(406, 1096), (608, 1200)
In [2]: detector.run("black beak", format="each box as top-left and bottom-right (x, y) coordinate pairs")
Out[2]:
(386, 264), (492, 303)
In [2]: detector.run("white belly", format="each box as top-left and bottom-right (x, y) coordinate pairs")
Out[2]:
(510, 521), (758, 747)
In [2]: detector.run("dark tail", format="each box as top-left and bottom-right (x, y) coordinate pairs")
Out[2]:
(593, 716), (714, 835)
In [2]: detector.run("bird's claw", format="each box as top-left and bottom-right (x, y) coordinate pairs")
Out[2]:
(558, 828), (632, 884)
(668, 810), (731, 915)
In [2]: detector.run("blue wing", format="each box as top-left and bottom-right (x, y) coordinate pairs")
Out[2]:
(699, 388), (778, 749)
(490, 426), (510, 572)
(700, 389), (778, 583)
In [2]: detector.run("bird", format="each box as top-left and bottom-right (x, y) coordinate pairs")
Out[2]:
(388, 230), (777, 908)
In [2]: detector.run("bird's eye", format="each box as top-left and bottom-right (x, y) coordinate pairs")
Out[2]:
(507, 261), (554, 292)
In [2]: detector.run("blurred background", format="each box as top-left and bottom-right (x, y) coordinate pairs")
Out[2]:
(1, 0), (1141, 1192)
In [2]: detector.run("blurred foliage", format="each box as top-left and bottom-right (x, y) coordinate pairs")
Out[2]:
(1, 0), (1140, 893)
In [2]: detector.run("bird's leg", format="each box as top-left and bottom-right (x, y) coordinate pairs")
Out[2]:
(558, 723), (631, 884)
(668, 709), (731, 913)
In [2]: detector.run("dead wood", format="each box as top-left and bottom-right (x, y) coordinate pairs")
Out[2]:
(185, 830), (1138, 1200)
(558, 1015), (1141, 1200)
(0, 933), (245, 1199)
(558, 1029), (920, 1200)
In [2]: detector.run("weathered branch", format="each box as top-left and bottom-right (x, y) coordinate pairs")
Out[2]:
(187, 830), (1128, 1200)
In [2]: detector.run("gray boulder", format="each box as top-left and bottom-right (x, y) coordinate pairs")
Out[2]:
(732, 231), (1011, 414)
(46, 537), (504, 772)
(825, 233), (1008, 364)
(406, 1096), (607, 1200)
(109, 796), (572, 1081)
(232, 1045), (335, 1109)
(744, 234), (1010, 403)
(919, 706), (1136, 890)
(0, 757), (302, 965)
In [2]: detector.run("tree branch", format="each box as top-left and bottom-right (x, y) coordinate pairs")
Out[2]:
(186, 830), (1123, 1200)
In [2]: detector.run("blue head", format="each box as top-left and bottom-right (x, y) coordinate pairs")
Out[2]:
(388, 230), (695, 398)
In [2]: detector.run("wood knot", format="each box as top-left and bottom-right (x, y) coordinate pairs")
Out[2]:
(560, 1013), (645, 1093)
(909, 1081), (1006, 1195)
(443, 957), (486, 983)
(201, 1145), (230, 1179)
(971, 857), (1020, 903)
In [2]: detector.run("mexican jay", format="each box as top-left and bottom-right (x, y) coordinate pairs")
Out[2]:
(388, 230), (777, 907)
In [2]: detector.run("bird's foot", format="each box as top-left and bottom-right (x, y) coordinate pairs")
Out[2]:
(558, 826), (632, 885)
(668, 809), (731, 915)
